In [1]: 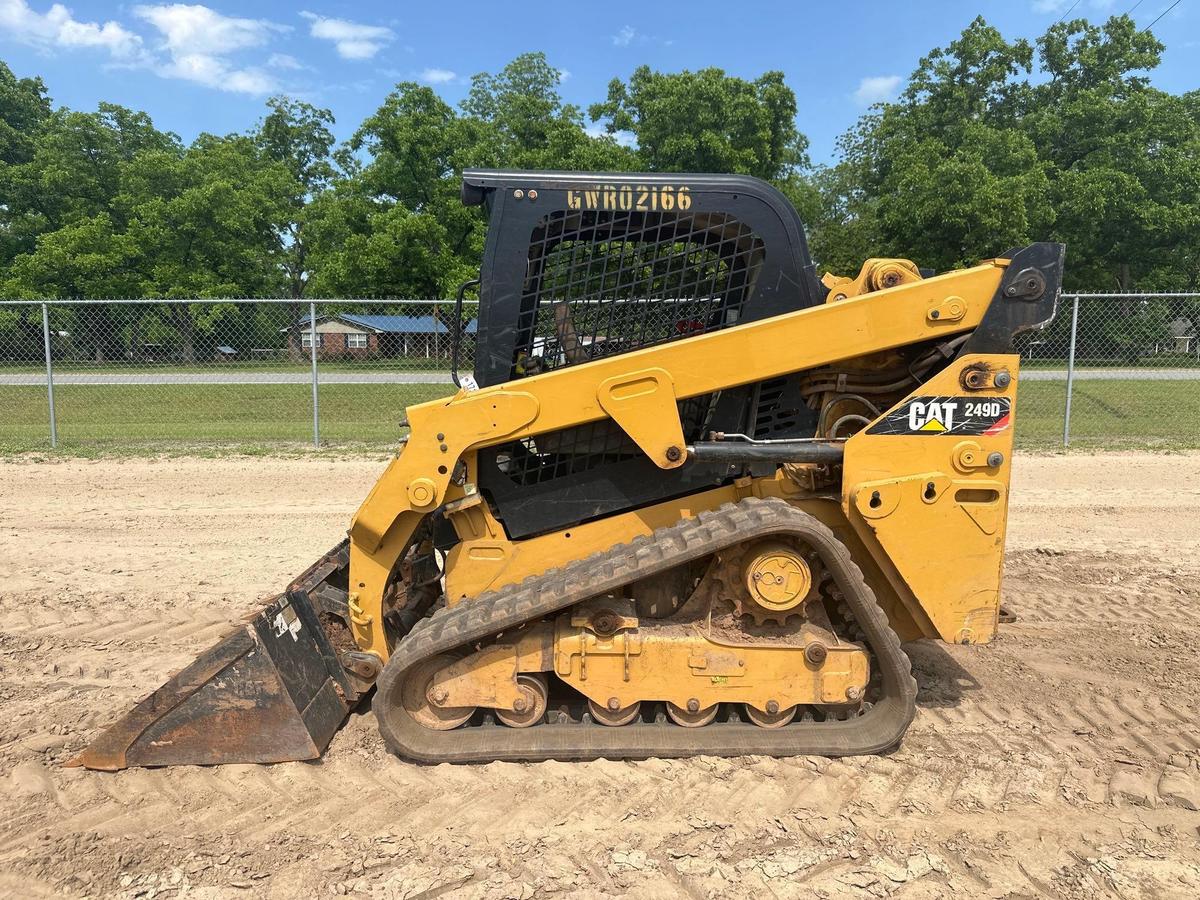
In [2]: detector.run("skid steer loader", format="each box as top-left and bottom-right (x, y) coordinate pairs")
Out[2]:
(73, 169), (1063, 769)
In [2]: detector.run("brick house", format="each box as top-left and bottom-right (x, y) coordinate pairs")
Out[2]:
(285, 313), (477, 361)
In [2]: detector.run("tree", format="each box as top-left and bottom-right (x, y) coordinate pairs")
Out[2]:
(0, 60), (51, 167)
(589, 66), (809, 179)
(1, 98), (179, 278)
(256, 96), (337, 300)
(0, 60), (51, 348)
(2, 106), (291, 360)
(810, 13), (1200, 292)
(464, 52), (637, 172)
(307, 83), (475, 298)
(1027, 17), (1199, 291)
(310, 55), (637, 299)
(810, 17), (1051, 274)
(118, 133), (292, 360)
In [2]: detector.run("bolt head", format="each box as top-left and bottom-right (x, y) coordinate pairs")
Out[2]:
(805, 642), (828, 666)
(512, 697), (528, 713)
(766, 700), (779, 715)
(687, 698), (700, 713)
(987, 451), (1004, 467)
(846, 685), (864, 702)
(430, 688), (448, 706)
(665, 445), (682, 462)
(607, 697), (621, 711)
(994, 370), (1012, 388)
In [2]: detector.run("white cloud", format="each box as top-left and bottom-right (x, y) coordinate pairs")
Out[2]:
(0, 0), (143, 58)
(134, 4), (285, 54)
(854, 74), (902, 106)
(268, 52), (306, 70)
(133, 4), (285, 95)
(0, 1), (299, 95)
(160, 52), (274, 93)
(300, 11), (393, 60)
(611, 26), (676, 49)
(419, 67), (456, 84)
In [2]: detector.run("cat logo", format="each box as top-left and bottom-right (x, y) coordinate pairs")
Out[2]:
(867, 395), (1011, 437)
(908, 400), (957, 433)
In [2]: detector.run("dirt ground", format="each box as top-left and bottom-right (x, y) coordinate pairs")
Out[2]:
(2, 453), (1199, 900)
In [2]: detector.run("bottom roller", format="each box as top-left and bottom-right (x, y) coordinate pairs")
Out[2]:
(70, 589), (358, 771)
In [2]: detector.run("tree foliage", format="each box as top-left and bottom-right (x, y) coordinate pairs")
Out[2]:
(809, 14), (1200, 293)
(589, 66), (808, 180)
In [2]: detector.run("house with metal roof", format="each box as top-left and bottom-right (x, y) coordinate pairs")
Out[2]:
(284, 312), (477, 360)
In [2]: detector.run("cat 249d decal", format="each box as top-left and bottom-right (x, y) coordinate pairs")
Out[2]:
(867, 396), (1011, 436)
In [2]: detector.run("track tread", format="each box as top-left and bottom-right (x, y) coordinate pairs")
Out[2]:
(375, 498), (918, 763)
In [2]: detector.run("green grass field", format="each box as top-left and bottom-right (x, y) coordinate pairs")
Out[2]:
(1015, 379), (1200, 448)
(1, 378), (1196, 454)
(0, 383), (454, 453)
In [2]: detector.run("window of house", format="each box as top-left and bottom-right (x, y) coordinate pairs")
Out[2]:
(347, 333), (369, 349)
(301, 333), (323, 349)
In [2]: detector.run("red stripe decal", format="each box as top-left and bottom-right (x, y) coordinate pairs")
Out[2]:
(983, 413), (1011, 435)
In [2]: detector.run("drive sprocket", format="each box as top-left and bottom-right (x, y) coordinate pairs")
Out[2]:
(706, 540), (822, 626)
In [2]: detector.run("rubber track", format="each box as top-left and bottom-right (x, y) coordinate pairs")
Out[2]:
(375, 497), (918, 762)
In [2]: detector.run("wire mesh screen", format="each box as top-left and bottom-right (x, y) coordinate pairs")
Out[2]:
(512, 210), (764, 376)
(485, 208), (764, 485)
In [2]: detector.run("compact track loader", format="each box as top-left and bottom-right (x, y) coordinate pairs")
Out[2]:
(74, 170), (1063, 769)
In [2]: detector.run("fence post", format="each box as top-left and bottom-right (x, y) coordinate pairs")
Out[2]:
(41, 302), (57, 449)
(309, 300), (320, 448)
(1062, 294), (1080, 447)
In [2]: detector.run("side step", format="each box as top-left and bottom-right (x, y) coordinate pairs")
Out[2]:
(71, 545), (360, 771)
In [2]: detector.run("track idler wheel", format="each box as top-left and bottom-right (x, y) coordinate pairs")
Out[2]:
(667, 701), (718, 727)
(745, 703), (798, 729)
(496, 674), (549, 728)
(402, 654), (475, 730)
(588, 698), (641, 726)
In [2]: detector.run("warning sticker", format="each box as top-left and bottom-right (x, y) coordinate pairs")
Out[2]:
(866, 396), (1011, 436)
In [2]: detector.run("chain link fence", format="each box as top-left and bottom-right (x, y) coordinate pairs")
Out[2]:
(0, 299), (473, 452)
(1, 294), (1197, 453)
(1014, 293), (1200, 448)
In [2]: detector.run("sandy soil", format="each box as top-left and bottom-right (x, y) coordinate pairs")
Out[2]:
(2, 453), (1199, 899)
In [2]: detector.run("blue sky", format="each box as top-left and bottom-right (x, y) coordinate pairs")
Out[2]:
(2, 0), (1196, 164)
